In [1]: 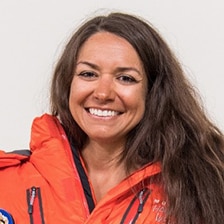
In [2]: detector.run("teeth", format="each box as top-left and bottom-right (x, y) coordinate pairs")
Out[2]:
(89, 108), (119, 117)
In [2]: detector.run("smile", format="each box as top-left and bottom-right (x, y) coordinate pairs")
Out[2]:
(88, 108), (120, 117)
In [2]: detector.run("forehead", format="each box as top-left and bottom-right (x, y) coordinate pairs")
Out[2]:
(81, 32), (136, 51)
(77, 32), (143, 67)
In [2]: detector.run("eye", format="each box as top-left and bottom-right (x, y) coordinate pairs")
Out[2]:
(117, 75), (138, 84)
(77, 71), (97, 80)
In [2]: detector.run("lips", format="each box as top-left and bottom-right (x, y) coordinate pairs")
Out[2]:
(88, 108), (120, 117)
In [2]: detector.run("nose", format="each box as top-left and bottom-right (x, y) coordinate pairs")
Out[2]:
(93, 75), (115, 102)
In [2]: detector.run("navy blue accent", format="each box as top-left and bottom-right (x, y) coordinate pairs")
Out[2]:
(37, 187), (45, 224)
(26, 187), (45, 224)
(70, 144), (95, 213)
(120, 193), (138, 224)
(7, 149), (31, 156)
(132, 189), (151, 223)
(26, 188), (34, 224)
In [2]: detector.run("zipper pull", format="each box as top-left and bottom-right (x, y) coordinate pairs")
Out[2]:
(137, 189), (144, 213)
(28, 187), (37, 214)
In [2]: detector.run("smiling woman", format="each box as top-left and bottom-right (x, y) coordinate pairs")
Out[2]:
(0, 12), (224, 224)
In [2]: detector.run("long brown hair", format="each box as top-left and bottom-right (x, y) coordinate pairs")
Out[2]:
(50, 12), (224, 224)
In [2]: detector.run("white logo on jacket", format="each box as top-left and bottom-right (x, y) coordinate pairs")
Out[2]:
(152, 199), (167, 223)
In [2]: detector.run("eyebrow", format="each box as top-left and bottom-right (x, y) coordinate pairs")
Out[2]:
(76, 61), (143, 76)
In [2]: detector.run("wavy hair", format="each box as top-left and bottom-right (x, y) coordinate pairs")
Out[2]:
(50, 12), (224, 224)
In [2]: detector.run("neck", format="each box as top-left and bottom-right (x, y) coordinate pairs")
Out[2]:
(81, 139), (127, 202)
(81, 139), (124, 171)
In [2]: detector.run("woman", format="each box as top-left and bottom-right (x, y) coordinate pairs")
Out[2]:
(0, 12), (224, 224)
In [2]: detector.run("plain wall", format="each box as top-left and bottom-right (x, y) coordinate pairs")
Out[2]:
(1, 0), (224, 151)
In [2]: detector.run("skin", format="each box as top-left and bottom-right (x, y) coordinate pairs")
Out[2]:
(69, 32), (147, 202)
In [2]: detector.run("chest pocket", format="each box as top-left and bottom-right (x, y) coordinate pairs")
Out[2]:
(26, 187), (45, 224)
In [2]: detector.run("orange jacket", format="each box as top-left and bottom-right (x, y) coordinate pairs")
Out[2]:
(0, 114), (166, 224)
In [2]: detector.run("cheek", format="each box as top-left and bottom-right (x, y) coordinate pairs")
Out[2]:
(69, 79), (87, 104)
(137, 97), (146, 118)
(69, 82), (82, 113)
(133, 87), (147, 118)
(69, 85), (76, 106)
(69, 84), (83, 122)
(121, 88), (146, 113)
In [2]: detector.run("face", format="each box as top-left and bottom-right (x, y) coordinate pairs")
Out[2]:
(69, 32), (147, 145)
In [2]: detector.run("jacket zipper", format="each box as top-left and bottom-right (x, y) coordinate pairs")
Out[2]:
(120, 188), (151, 224)
(26, 186), (45, 224)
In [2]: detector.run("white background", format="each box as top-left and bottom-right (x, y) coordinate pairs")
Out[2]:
(0, 0), (224, 151)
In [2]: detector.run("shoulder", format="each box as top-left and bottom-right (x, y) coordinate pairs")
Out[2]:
(30, 113), (67, 152)
(0, 113), (64, 168)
